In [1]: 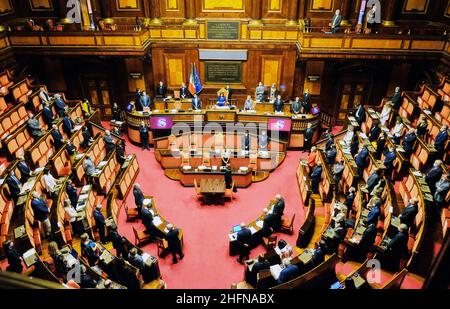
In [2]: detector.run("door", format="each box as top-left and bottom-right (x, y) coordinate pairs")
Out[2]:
(336, 81), (369, 124)
(85, 78), (114, 119)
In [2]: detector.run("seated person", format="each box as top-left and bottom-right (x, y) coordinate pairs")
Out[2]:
(277, 258), (300, 284)
(380, 101), (393, 126)
(402, 128), (417, 157)
(216, 93), (227, 107)
(399, 198), (418, 227)
(348, 223), (377, 261)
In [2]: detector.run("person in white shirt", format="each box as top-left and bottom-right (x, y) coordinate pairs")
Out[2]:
(391, 117), (405, 144)
(64, 199), (77, 223)
(343, 125), (354, 145)
(43, 168), (58, 195)
(380, 101), (393, 126)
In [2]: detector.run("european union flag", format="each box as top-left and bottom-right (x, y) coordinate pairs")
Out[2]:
(193, 63), (203, 94)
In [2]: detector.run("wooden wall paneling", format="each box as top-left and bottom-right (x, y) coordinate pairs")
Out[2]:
(110, 0), (144, 17)
(403, 0), (429, 14)
(29, 0), (53, 11)
(303, 60), (324, 96)
(310, 0), (333, 12)
(0, 0), (13, 16)
(446, 0), (450, 18)
(164, 54), (186, 88)
(160, 0), (185, 19)
(262, 0), (288, 20)
(124, 57), (146, 93)
(194, 0), (251, 18)
(117, 0), (140, 10)
(261, 55), (283, 89)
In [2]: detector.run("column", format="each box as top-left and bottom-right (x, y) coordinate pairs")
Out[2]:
(286, 0), (299, 26)
(341, 0), (352, 26)
(150, 0), (162, 25)
(297, 0), (306, 20)
(184, 0), (197, 25)
(382, 0), (399, 27)
(249, 0), (263, 26)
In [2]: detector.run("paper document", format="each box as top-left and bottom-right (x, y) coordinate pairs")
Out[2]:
(270, 265), (283, 280)
(152, 216), (163, 227)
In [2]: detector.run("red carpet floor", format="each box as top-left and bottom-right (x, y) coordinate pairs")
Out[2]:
(117, 141), (307, 289)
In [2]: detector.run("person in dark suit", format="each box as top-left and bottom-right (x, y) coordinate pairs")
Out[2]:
(248, 254), (270, 287)
(141, 204), (156, 236)
(115, 143), (126, 165)
(51, 124), (65, 151)
(368, 123), (381, 142)
(42, 102), (54, 129)
(277, 259), (300, 284)
(434, 125), (448, 156)
(79, 264), (97, 288)
(3, 240), (23, 274)
(325, 134), (334, 152)
(311, 162), (323, 194)
(80, 233), (100, 267)
(192, 93), (201, 110)
(236, 223), (252, 264)
(54, 94), (67, 117)
(224, 164), (233, 189)
(269, 84), (278, 101)
(133, 183), (144, 216)
(301, 89), (311, 114)
(416, 115), (428, 138)
(425, 160), (443, 194)
(350, 133), (359, 156)
(262, 208), (276, 236)
(93, 204), (107, 244)
(364, 198), (381, 226)
(156, 81), (166, 98)
(329, 9), (343, 34)
(241, 131), (250, 152)
(291, 97), (302, 114)
(385, 224), (409, 271)
(391, 87), (402, 110)
(139, 121), (150, 150)
(65, 140), (76, 157)
(66, 179), (78, 208)
(352, 223), (377, 261)
(273, 195), (285, 219)
(402, 128), (417, 157)
(304, 123), (314, 151)
(399, 198), (418, 227)
(139, 91), (151, 109)
(325, 143), (337, 165)
(311, 240), (326, 267)
(128, 247), (144, 270)
(5, 169), (22, 204)
(375, 132), (387, 159)
(108, 224), (126, 258)
(364, 168), (382, 193)
(134, 89), (143, 111)
(180, 82), (188, 99)
(31, 191), (51, 237)
(273, 95), (284, 113)
(225, 85), (233, 101)
(435, 173), (450, 209)
(103, 130), (115, 155)
(383, 146), (396, 177)
(62, 113), (75, 137)
(165, 224), (184, 264)
(344, 187), (356, 210)
(17, 156), (32, 183)
(354, 103), (366, 125)
(81, 126), (92, 149)
(112, 102), (121, 122)
(355, 146), (369, 177)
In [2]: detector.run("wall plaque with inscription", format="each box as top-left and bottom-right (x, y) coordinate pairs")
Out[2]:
(206, 21), (240, 40)
(205, 61), (242, 84)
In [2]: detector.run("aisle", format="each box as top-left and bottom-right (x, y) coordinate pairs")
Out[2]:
(117, 140), (307, 289)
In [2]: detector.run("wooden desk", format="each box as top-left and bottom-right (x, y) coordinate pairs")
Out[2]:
(200, 178), (226, 204)
(180, 166), (253, 188)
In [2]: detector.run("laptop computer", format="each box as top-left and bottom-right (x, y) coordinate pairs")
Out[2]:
(232, 225), (242, 233)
